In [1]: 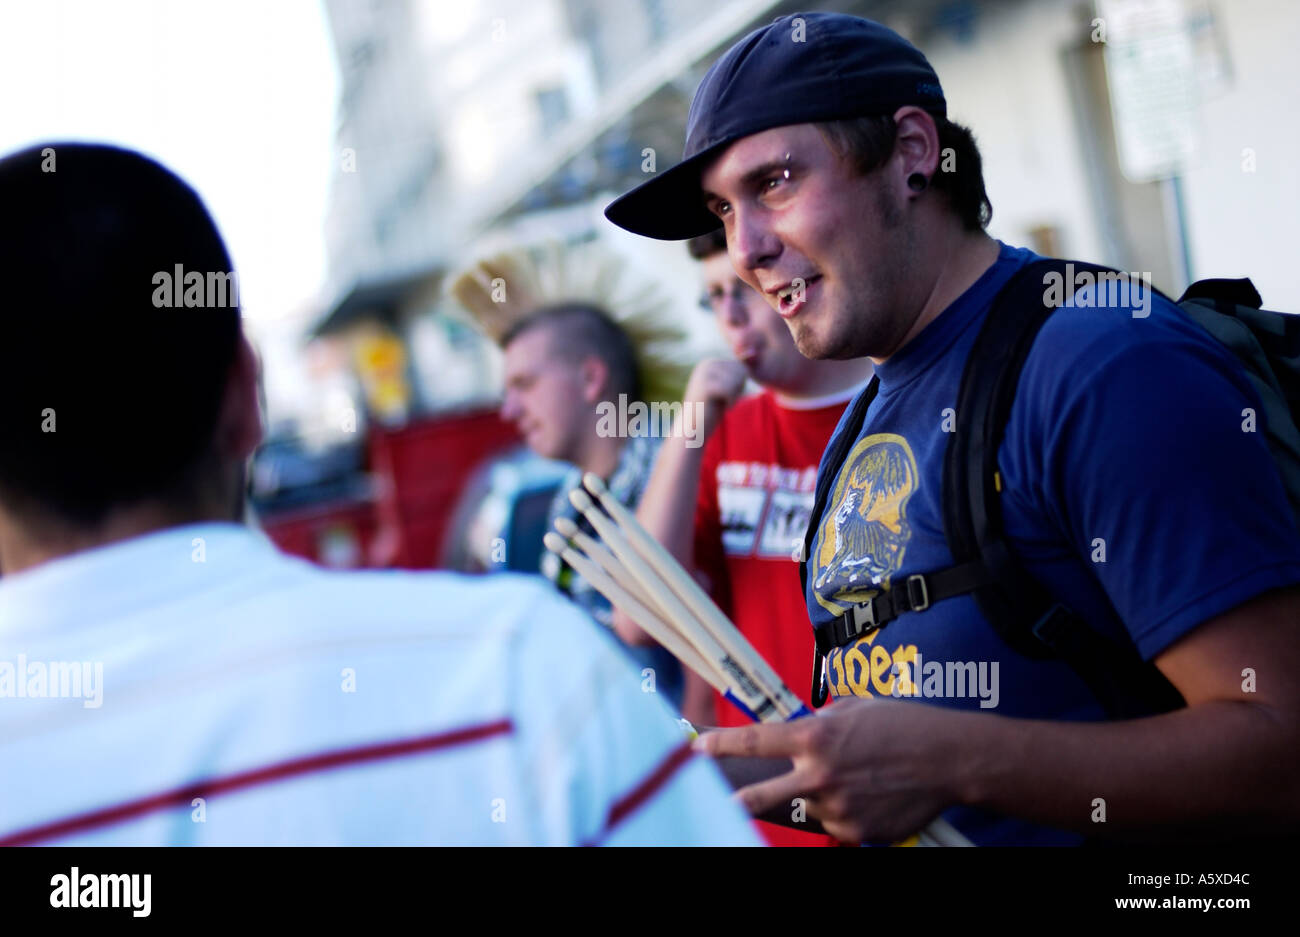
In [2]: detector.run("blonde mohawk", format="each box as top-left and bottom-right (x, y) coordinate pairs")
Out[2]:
(447, 240), (692, 404)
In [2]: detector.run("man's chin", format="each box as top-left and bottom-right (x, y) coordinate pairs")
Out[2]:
(792, 317), (876, 362)
(528, 438), (562, 462)
(790, 322), (837, 361)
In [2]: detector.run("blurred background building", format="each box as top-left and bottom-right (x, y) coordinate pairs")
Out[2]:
(253, 0), (1300, 570)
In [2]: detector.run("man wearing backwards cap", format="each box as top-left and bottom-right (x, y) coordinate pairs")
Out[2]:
(607, 12), (1300, 845)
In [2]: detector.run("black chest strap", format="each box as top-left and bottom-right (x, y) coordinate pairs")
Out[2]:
(811, 561), (997, 655)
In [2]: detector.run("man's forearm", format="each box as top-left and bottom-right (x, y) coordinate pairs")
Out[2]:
(956, 700), (1300, 841)
(680, 668), (717, 726)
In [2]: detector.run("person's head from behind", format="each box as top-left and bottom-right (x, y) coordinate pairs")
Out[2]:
(498, 303), (639, 463)
(0, 143), (262, 572)
(605, 13), (993, 363)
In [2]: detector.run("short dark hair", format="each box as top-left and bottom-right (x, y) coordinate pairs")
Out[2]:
(500, 302), (641, 401)
(687, 228), (727, 261)
(817, 113), (993, 231)
(0, 143), (242, 527)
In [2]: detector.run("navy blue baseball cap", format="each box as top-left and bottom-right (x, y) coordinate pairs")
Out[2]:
(604, 12), (946, 240)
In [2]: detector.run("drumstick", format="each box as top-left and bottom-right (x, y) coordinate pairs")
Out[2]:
(552, 516), (662, 616)
(567, 487), (790, 722)
(547, 520), (728, 688)
(579, 474), (808, 720)
(550, 516), (786, 726)
(541, 531), (729, 692)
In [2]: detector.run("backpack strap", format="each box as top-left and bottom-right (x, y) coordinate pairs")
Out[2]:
(811, 562), (996, 650)
(942, 258), (1184, 718)
(1179, 277), (1262, 310)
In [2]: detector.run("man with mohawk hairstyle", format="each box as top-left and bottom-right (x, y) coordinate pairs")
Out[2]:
(448, 241), (695, 709)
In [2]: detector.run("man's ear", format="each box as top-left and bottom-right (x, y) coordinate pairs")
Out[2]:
(891, 106), (942, 191)
(579, 355), (611, 405)
(216, 332), (264, 462)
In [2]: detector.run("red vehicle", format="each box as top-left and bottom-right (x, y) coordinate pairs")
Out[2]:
(255, 407), (523, 571)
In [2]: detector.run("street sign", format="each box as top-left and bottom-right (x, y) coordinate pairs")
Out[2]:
(1098, 0), (1200, 183)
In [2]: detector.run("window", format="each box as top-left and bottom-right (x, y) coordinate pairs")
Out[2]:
(535, 86), (570, 138)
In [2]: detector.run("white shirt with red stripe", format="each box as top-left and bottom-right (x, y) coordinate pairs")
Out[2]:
(0, 522), (758, 846)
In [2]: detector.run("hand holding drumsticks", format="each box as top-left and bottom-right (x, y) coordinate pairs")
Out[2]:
(545, 473), (973, 847)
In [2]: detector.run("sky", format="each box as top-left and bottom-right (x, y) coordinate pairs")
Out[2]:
(0, 0), (340, 327)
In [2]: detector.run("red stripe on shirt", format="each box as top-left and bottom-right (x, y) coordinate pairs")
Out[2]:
(0, 718), (513, 846)
(583, 741), (695, 846)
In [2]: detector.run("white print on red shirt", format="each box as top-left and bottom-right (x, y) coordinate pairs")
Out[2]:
(715, 461), (818, 558)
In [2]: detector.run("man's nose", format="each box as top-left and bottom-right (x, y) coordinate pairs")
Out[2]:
(729, 205), (780, 276)
(720, 287), (750, 328)
(500, 391), (520, 423)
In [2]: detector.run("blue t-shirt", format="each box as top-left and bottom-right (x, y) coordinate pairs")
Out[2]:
(805, 241), (1300, 845)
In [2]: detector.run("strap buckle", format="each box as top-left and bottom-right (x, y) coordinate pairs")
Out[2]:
(906, 574), (930, 612)
(1029, 603), (1074, 652)
(811, 646), (829, 708)
(849, 598), (877, 635)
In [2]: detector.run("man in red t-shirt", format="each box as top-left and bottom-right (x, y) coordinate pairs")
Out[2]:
(614, 229), (871, 844)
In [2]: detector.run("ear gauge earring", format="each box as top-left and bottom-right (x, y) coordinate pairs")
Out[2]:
(907, 173), (928, 192)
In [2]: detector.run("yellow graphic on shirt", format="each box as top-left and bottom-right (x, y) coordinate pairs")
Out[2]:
(812, 433), (918, 617)
(824, 631), (923, 701)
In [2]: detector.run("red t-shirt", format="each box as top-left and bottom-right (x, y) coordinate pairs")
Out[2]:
(693, 387), (859, 846)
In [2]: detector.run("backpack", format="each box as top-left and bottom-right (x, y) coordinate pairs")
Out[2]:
(800, 258), (1300, 719)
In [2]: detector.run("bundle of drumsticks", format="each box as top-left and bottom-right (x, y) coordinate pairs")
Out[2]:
(543, 473), (973, 847)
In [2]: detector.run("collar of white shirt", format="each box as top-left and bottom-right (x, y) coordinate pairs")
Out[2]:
(0, 522), (278, 637)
